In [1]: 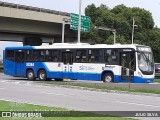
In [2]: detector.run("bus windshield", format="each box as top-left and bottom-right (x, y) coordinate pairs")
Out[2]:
(137, 52), (154, 75)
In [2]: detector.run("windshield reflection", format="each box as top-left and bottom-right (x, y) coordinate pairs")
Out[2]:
(138, 52), (154, 75)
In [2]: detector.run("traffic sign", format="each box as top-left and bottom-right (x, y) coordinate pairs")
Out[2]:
(70, 13), (90, 32)
(71, 13), (90, 21)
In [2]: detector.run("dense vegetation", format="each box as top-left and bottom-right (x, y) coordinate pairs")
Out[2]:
(82, 4), (160, 62)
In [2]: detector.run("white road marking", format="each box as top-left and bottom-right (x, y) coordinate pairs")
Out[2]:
(15, 82), (20, 84)
(0, 81), (5, 82)
(39, 91), (68, 97)
(0, 80), (33, 86)
(0, 88), (5, 90)
(25, 82), (31, 86)
(0, 80), (9, 83)
(116, 101), (160, 108)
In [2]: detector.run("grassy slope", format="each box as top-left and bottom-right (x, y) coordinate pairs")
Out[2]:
(0, 100), (134, 120)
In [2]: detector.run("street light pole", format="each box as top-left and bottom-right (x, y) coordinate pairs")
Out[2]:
(131, 18), (138, 44)
(131, 18), (135, 44)
(95, 26), (116, 44)
(62, 18), (70, 43)
(62, 20), (65, 43)
(78, 0), (82, 43)
(113, 30), (116, 44)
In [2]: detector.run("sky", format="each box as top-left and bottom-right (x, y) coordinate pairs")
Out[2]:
(0, 0), (160, 58)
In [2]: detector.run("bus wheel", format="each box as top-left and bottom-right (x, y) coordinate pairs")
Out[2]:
(55, 78), (63, 81)
(46, 78), (52, 81)
(38, 70), (47, 81)
(102, 73), (113, 83)
(27, 70), (35, 81)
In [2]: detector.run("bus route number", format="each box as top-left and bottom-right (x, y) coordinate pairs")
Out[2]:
(26, 63), (34, 67)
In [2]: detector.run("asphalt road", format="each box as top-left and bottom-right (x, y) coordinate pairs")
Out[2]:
(1, 74), (160, 119)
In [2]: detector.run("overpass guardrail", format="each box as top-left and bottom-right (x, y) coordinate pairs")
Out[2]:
(0, 1), (70, 16)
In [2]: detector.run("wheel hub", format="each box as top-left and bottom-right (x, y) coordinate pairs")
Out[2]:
(40, 73), (45, 79)
(105, 76), (112, 82)
(28, 72), (33, 78)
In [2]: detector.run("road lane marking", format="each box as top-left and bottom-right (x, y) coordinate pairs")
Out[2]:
(116, 101), (160, 108)
(25, 82), (31, 86)
(39, 91), (68, 97)
(15, 82), (20, 84)
(0, 80), (9, 82)
(0, 80), (32, 86)
(0, 88), (5, 90)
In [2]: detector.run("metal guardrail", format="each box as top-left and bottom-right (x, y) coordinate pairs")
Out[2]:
(0, 1), (70, 16)
(39, 80), (160, 92)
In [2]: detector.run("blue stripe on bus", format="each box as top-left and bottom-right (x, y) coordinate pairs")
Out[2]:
(38, 68), (155, 83)
(4, 60), (154, 83)
(133, 76), (154, 83)
(5, 46), (34, 50)
(114, 76), (154, 83)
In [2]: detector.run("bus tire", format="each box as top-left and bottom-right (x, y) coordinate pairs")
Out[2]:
(38, 70), (47, 81)
(55, 78), (63, 81)
(27, 70), (35, 81)
(102, 73), (113, 83)
(46, 78), (52, 81)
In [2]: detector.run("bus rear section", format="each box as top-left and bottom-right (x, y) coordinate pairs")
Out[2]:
(4, 49), (26, 77)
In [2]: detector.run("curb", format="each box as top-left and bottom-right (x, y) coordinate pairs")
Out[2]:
(35, 82), (160, 97)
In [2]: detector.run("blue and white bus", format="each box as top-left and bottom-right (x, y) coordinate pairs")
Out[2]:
(4, 43), (154, 83)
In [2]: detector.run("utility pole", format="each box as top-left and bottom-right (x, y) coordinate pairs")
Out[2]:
(95, 26), (116, 44)
(113, 30), (116, 44)
(62, 20), (65, 43)
(131, 18), (138, 44)
(62, 18), (70, 43)
(78, 0), (82, 43)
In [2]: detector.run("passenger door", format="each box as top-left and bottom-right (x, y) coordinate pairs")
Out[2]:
(120, 52), (135, 82)
(62, 52), (73, 79)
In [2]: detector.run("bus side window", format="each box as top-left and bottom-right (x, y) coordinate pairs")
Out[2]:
(26, 50), (32, 61)
(111, 50), (118, 63)
(88, 49), (103, 63)
(40, 50), (45, 61)
(15, 51), (25, 63)
(105, 49), (118, 64)
(45, 50), (52, 62)
(52, 50), (60, 62)
(45, 50), (60, 62)
(105, 50), (111, 63)
(88, 50), (94, 62)
(27, 50), (44, 61)
(33, 50), (40, 61)
(75, 50), (87, 63)
(82, 56), (87, 62)
(6, 50), (14, 61)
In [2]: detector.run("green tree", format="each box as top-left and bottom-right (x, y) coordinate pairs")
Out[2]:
(83, 3), (160, 61)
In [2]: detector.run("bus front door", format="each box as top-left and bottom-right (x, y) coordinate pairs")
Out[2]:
(62, 52), (73, 79)
(15, 51), (25, 76)
(120, 52), (135, 82)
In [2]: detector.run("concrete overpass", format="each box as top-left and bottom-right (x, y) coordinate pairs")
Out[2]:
(0, 1), (77, 44)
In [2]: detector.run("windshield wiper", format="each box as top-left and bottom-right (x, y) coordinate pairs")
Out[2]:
(140, 52), (152, 64)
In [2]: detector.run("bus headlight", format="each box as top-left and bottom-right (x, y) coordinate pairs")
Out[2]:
(147, 80), (150, 83)
(138, 72), (143, 78)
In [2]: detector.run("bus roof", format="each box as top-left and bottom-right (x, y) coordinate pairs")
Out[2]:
(5, 43), (149, 50)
